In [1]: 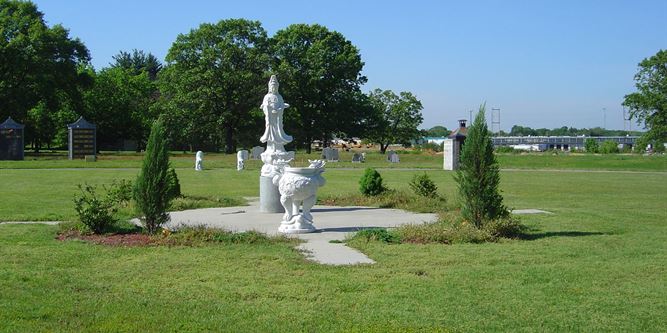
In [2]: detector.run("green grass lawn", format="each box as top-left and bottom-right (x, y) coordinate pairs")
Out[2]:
(1, 155), (666, 331)
(2, 150), (665, 171)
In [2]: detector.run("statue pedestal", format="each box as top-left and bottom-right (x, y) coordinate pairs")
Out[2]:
(259, 175), (283, 213)
(278, 215), (316, 234)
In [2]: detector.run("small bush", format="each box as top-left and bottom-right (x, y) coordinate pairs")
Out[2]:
(166, 168), (181, 200)
(73, 183), (119, 234)
(359, 168), (386, 196)
(352, 228), (400, 243)
(409, 173), (439, 198)
(417, 142), (443, 152)
(494, 146), (516, 153)
(107, 179), (133, 206)
(585, 138), (599, 153)
(599, 140), (620, 154)
(483, 216), (526, 238)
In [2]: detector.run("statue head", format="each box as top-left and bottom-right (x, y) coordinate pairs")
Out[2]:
(268, 75), (279, 93)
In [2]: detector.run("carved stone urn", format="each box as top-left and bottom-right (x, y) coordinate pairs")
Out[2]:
(272, 160), (326, 234)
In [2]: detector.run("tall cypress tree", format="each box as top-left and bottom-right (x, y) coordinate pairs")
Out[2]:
(454, 104), (508, 227)
(134, 119), (171, 233)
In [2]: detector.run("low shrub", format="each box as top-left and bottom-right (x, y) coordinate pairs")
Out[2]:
(155, 225), (293, 246)
(73, 183), (121, 234)
(351, 228), (400, 243)
(166, 168), (181, 200)
(585, 138), (599, 153)
(359, 168), (386, 196)
(494, 146), (516, 153)
(169, 195), (245, 211)
(396, 212), (526, 244)
(107, 179), (133, 207)
(409, 173), (440, 199)
(398, 216), (492, 244)
(599, 140), (620, 154)
(417, 142), (443, 152)
(320, 190), (449, 214)
(483, 216), (526, 238)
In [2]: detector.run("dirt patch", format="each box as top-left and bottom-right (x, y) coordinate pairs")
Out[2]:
(57, 230), (155, 247)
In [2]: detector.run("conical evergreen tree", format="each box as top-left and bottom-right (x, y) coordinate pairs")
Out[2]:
(134, 119), (171, 233)
(454, 104), (508, 227)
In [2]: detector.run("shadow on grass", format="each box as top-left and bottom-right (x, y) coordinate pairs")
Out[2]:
(520, 231), (606, 240)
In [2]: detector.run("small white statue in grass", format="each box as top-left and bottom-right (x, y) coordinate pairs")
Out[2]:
(195, 151), (204, 171)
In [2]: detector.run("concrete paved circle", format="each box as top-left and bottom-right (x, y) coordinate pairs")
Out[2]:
(163, 198), (438, 265)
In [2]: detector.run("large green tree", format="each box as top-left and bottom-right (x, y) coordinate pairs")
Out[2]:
(366, 89), (424, 153)
(159, 19), (270, 153)
(83, 67), (156, 150)
(623, 49), (667, 147)
(272, 24), (367, 153)
(426, 125), (449, 137)
(111, 49), (162, 81)
(0, 0), (90, 150)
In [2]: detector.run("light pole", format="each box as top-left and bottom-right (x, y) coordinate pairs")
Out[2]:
(603, 107), (606, 130)
(491, 107), (500, 135)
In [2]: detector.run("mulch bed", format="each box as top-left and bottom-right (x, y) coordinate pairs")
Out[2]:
(57, 230), (155, 247)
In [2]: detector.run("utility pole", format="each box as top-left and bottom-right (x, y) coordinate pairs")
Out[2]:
(491, 107), (500, 135)
(623, 107), (631, 132)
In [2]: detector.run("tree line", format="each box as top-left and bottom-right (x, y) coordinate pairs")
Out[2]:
(506, 125), (642, 137)
(0, 1), (424, 154)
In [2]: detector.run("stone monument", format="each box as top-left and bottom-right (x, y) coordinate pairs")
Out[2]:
(390, 153), (400, 163)
(259, 75), (294, 213)
(387, 150), (398, 163)
(195, 151), (203, 171)
(250, 146), (264, 159)
(237, 150), (249, 171)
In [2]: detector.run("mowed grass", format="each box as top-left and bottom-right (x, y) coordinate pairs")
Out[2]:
(1, 150), (665, 171)
(0, 156), (666, 331)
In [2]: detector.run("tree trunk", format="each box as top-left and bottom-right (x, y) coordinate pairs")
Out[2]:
(224, 124), (235, 154)
(380, 143), (388, 154)
(305, 136), (312, 154)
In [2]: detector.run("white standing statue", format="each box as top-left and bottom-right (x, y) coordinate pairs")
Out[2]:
(260, 76), (292, 146)
(195, 151), (204, 171)
(259, 75), (296, 213)
(273, 160), (326, 234)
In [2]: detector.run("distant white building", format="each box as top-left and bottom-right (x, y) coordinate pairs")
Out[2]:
(423, 136), (447, 146)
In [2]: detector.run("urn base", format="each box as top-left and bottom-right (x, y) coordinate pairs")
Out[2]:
(278, 215), (316, 234)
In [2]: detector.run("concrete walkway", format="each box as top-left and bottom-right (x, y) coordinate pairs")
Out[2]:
(162, 199), (437, 265)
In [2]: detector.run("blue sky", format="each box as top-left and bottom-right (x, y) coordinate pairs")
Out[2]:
(32, 0), (666, 131)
